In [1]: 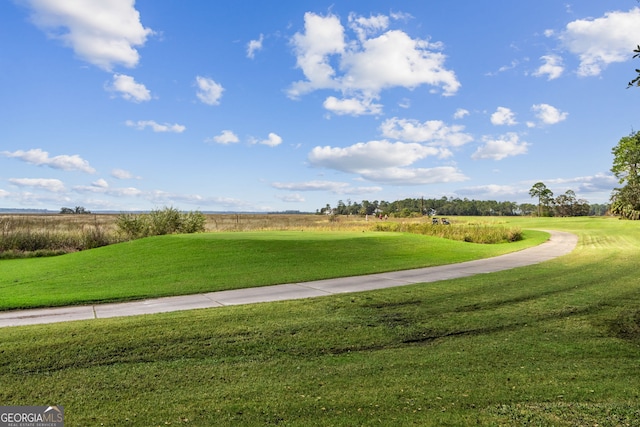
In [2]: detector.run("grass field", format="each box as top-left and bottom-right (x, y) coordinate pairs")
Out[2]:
(1, 216), (639, 426)
(0, 228), (545, 310)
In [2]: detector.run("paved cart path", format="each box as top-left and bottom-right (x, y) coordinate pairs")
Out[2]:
(0, 230), (577, 328)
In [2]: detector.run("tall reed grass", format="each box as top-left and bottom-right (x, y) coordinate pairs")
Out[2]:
(373, 220), (523, 243)
(0, 213), (523, 258)
(0, 215), (119, 259)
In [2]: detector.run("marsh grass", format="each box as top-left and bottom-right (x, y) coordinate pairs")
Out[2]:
(0, 213), (525, 258)
(374, 220), (523, 243)
(0, 214), (119, 258)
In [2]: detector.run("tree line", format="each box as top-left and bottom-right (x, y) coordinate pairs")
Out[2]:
(317, 194), (607, 218)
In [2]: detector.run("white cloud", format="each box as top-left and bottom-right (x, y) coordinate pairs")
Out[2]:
(9, 178), (65, 192)
(307, 140), (467, 185)
(92, 178), (109, 188)
(271, 180), (382, 194)
(275, 193), (305, 203)
(289, 12), (346, 96)
(531, 103), (568, 125)
(559, 7), (640, 77)
(247, 34), (264, 58)
(380, 117), (473, 148)
(125, 120), (186, 133)
(109, 74), (151, 102)
(288, 12), (460, 115)
(490, 107), (518, 126)
(359, 166), (468, 185)
(208, 130), (239, 145)
(340, 30), (459, 95)
(348, 13), (389, 41)
(309, 140), (440, 172)
(472, 133), (530, 160)
(23, 0), (153, 71)
(323, 96), (382, 116)
(457, 184), (523, 199)
(0, 189), (9, 198)
(257, 133), (283, 147)
(453, 108), (470, 119)
(547, 173), (617, 194)
(2, 148), (95, 173)
(195, 76), (224, 105)
(533, 54), (564, 80)
(111, 168), (136, 179)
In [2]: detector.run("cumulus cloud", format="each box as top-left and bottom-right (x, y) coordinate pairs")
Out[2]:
(453, 108), (470, 119)
(558, 7), (640, 77)
(323, 96), (383, 116)
(195, 76), (224, 105)
(109, 74), (151, 102)
(348, 12), (389, 41)
(111, 168), (138, 179)
(275, 193), (305, 203)
(0, 189), (10, 198)
(359, 166), (468, 185)
(208, 130), (240, 144)
(247, 34), (264, 58)
(456, 184), (524, 199)
(307, 140), (467, 185)
(544, 173), (617, 193)
(533, 54), (564, 80)
(309, 140), (440, 172)
(380, 117), (473, 148)
(472, 133), (529, 160)
(125, 120), (186, 133)
(258, 133), (283, 147)
(490, 107), (517, 126)
(531, 103), (568, 125)
(288, 12), (460, 115)
(9, 178), (65, 192)
(2, 148), (95, 173)
(92, 178), (109, 188)
(23, 0), (153, 71)
(271, 180), (382, 194)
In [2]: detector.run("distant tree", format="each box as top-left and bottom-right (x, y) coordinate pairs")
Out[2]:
(60, 206), (90, 214)
(518, 203), (537, 216)
(554, 190), (590, 217)
(529, 182), (554, 216)
(589, 203), (610, 216)
(611, 131), (640, 219)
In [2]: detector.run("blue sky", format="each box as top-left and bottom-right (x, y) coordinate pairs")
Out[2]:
(1, 1), (639, 212)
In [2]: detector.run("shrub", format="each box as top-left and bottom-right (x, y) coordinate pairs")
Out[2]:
(115, 214), (150, 239)
(116, 207), (206, 239)
(179, 210), (207, 234)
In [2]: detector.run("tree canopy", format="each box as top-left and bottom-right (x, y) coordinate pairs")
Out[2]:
(529, 182), (554, 217)
(610, 130), (640, 219)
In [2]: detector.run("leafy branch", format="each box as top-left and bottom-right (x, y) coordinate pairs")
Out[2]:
(628, 45), (640, 88)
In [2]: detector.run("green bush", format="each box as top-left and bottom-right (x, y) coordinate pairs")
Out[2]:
(115, 214), (150, 239)
(116, 207), (206, 239)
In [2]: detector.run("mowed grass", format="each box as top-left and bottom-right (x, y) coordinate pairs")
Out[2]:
(0, 230), (545, 310)
(1, 217), (639, 425)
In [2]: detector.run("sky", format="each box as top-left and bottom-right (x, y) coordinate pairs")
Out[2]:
(1, 1), (639, 212)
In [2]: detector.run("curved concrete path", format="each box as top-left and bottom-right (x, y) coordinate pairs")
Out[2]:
(0, 230), (577, 328)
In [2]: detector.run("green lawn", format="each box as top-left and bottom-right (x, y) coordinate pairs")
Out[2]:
(0, 229), (546, 310)
(1, 217), (639, 426)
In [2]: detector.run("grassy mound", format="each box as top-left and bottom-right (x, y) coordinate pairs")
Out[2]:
(0, 230), (546, 310)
